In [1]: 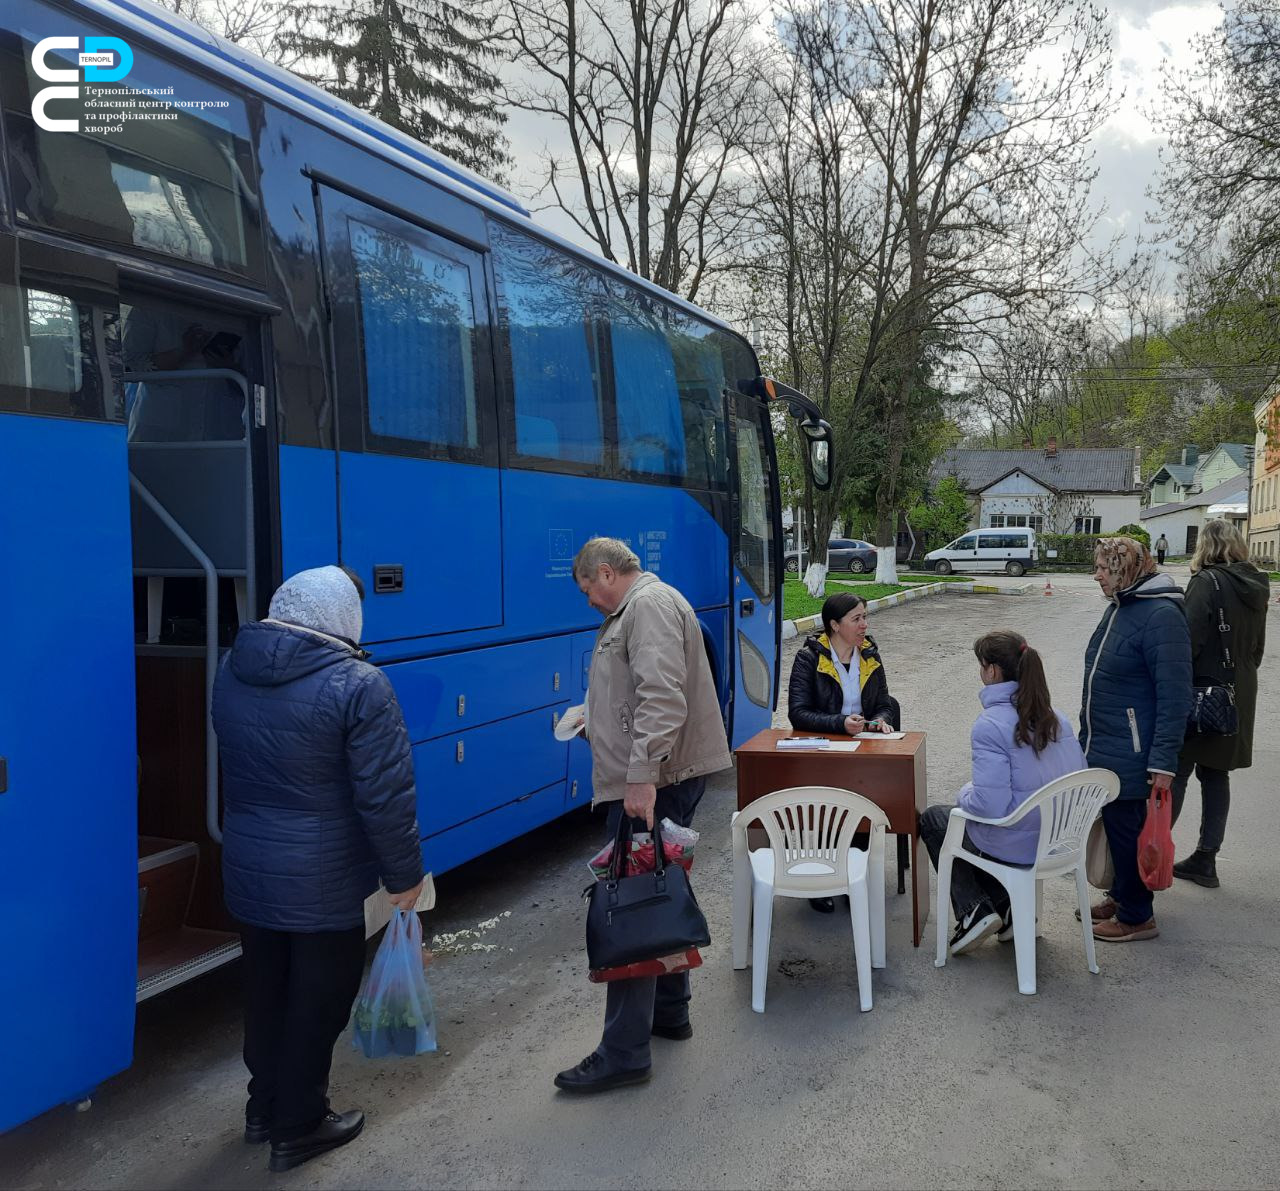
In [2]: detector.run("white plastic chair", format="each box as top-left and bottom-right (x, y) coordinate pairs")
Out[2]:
(933, 768), (1121, 995)
(731, 786), (889, 1013)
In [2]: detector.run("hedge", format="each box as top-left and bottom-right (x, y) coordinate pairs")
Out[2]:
(1041, 527), (1152, 563)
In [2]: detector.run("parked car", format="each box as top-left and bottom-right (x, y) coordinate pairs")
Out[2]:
(784, 538), (879, 574)
(923, 528), (1037, 576)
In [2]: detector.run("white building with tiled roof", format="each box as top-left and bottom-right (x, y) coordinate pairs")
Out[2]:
(931, 441), (1142, 534)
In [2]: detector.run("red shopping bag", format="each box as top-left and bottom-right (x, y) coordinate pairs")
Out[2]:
(1138, 785), (1174, 891)
(588, 947), (704, 983)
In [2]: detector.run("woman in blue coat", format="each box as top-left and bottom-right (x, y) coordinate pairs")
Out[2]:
(212, 566), (423, 1172)
(1081, 538), (1192, 943)
(920, 630), (1087, 954)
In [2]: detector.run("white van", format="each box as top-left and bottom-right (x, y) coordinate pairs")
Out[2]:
(925, 528), (1037, 576)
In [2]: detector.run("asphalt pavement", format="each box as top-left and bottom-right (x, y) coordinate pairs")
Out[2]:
(4, 569), (1278, 1190)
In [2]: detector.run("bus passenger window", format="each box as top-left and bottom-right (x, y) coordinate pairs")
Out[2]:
(0, 283), (120, 420)
(492, 223), (604, 468)
(351, 221), (479, 450)
(0, 10), (261, 278)
(667, 314), (730, 491)
(607, 285), (685, 479)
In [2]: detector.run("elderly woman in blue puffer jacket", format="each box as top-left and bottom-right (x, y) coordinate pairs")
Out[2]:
(1081, 538), (1192, 943)
(213, 565), (423, 1173)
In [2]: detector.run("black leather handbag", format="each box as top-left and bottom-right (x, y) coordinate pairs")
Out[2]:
(1187, 570), (1239, 738)
(585, 816), (710, 971)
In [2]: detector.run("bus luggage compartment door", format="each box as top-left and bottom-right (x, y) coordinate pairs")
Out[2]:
(0, 413), (137, 1131)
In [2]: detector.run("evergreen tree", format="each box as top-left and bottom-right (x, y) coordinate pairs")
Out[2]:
(284, 0), (510, 180)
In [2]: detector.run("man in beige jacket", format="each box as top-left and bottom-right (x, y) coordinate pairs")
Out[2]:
(554, 538), (731, 1094)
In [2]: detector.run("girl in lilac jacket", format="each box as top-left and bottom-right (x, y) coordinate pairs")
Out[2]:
(920, 630), (1087, 955)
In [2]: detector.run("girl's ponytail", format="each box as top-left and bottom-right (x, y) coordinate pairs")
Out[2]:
(973, 630), (1060, 754)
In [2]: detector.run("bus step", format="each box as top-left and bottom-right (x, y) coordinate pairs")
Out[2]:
(138, 836), (199, 940)
(137, 926), (241, 1002)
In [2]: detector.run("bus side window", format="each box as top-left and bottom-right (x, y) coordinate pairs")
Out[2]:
(668, 316), (730, 491)
(607, 283), (684, 479)
(0, 280), (121, 421)
(491, 222), (604, 469)
(350, 220), (480, 452)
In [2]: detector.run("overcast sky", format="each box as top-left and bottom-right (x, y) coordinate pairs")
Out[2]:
(502, 0), (1226, 288)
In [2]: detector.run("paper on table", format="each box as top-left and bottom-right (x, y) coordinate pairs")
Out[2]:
(776, 737), (829, 750)
(854, 731), (906, 740)
(825, 740), (861, 752)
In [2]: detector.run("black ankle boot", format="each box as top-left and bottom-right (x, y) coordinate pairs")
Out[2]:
(1173, 848), (1219, 888)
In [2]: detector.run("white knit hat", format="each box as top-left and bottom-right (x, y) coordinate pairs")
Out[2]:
(268, 565), (363, 645)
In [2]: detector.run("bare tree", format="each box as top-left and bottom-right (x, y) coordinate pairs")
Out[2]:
(741, 13), (897, 589)
(1156, 0), (1280, 286)
(499, 0), (759, 300)
(791, 0), (1114, 582)
(157, 0), (297, 64)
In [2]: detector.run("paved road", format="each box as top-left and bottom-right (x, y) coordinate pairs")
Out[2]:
(6, 571), (1279, 1189)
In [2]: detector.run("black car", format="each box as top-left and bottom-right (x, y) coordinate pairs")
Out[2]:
(784, 538), (878, 574)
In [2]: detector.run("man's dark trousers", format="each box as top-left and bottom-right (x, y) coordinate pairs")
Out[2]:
(596, 775), (706, 1070)
(239, 922), (367, 1141)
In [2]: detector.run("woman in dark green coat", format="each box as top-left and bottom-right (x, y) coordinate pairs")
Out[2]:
(1172, 520), (1269, 888)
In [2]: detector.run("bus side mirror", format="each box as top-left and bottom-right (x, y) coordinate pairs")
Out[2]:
(799, 419), (831, 489)
(741, 375), (835, 491)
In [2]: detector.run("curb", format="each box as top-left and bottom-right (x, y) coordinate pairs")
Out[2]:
(782, 580), (950, 639)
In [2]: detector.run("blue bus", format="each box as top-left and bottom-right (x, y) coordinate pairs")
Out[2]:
(0, 0), (831, 1133)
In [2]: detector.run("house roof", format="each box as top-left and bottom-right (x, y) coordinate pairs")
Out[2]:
(1215, 443), (1252, 470)
(932, 448), (1138, 494)
(1140, 476), (1250, 520)
(1149, 463), (1196, 487)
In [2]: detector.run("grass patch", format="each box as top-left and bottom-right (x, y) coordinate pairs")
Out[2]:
(784, 580), (909, 622)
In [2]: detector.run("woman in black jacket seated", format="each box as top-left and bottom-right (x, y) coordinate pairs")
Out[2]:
(788, 591), (900, 911)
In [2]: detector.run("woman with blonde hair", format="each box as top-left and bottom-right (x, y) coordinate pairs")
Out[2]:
(1170, 520), (1268, 888)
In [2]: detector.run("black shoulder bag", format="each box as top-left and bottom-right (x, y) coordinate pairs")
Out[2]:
(1187, 569), (1239, 737)
(585, 815), (710, 971)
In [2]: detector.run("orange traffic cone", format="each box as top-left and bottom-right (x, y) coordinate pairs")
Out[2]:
(1044, 579), (1053, 596)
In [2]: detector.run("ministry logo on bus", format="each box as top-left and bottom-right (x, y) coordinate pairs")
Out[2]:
(30, 36), (133, 131)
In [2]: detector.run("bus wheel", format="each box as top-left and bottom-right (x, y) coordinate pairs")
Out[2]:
(1006, 561), (1025, 577)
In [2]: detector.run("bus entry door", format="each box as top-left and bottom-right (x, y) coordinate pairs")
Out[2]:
(727, 391), (782, 747)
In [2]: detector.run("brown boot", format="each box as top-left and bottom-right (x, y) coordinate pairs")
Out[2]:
(1093, 917), (1159, 942)
(1075, 895), (1117, 923)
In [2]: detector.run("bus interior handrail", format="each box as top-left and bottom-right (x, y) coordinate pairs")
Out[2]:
(127, 474), (224, 844)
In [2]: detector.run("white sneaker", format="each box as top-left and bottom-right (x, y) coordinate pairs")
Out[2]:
(949, 904), (1003, 955)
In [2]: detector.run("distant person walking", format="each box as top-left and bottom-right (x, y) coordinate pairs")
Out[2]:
(1155, 534), (1169, 566)
(1170, 521), (1269, 888)
(1080, 538), (1192, 943)
(213, 565), (423, 1172)
(555, 538), (731, 1094)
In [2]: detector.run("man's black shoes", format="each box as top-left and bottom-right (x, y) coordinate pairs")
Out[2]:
(651, 1021), (692, 1041)
(554, 1051), (651, 1093)
(244, 1115), (271, 1144)
(268, 1110), (365, 1172)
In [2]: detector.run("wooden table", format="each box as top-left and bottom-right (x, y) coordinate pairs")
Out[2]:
(734, 728), (930, 946)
